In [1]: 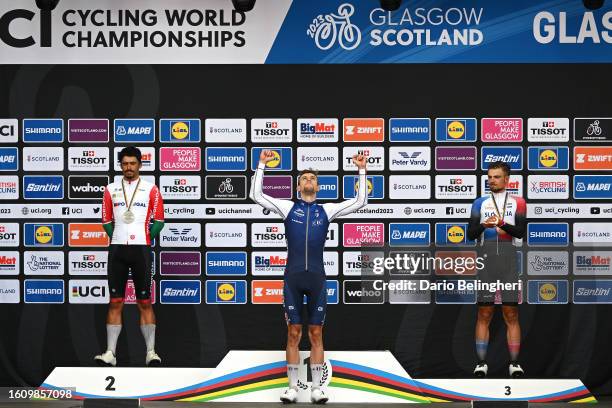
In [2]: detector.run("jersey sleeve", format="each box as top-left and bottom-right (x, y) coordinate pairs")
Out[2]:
(322, 168), (368, 222)
(500, 196), (526, 239)
(102, 186), (114, 224)
(149, 185), (164, 222)
(467, 197), (485, 241)
(249, 162), (294, 219)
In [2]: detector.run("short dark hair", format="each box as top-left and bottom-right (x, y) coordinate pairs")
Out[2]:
(118, 146), (142, 163)
(298, 168), (319, 180)
(487, 161), (511, 176)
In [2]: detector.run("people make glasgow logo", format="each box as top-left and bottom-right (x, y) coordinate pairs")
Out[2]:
(307, 3), (361, 51)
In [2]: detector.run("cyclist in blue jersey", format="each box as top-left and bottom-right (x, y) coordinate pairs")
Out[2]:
(251, 150), (367, 404)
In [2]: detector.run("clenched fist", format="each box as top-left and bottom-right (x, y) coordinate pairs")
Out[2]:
(352, 154), (367, 170)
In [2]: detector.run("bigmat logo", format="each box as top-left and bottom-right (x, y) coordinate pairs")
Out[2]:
(574, 118), (612, 142)
(205, 252), (247, 276)
(251, 280), (284, 304)
(160, 119), (201, 142)
(527, 223), (569, 246)
(343, 118), (384, 142)
(435, 118), (477, 142)
(24, 279), (64, 304)
(205, 280), (247, 304)
(389, 118), (430, 142)
(297, 147), (338, 171)
(574, 146), (612, 171)
(481, 118), (522, 142)
(435, 223), (475, 246)
(250, 147), (292, 171)
(574, 175), (612, 199)
(297, 175), (337, 200)
(161, 176), (201, 200)
(343, 223), (384, 247)
(205, 223), (246, 247)
(527, 175), (568, 199)
(389, 223), (430, 246)
(527, 280), (568, 304)
(252, 252), (288, 276)
(389, 146), (431, 171)
(69, 280), (109, 304)
(23, 147), (63, 171)
(23, 176), (63, 200)
(23, 119), (63, 143)
(482, 175), (523, 196)
(343, 175), (384, 200)
(205, 118), (247, 143)
(68, 176), (108, 200)
(0, 251), (19, 275)
(0, 280), (19, 303)
(435, 147), (477, 171)
(161, 280), (201, 304)
(574, 252), (612, 275)
(68, 251), (108, 275)
(68, 119), (109, 143)
(23, 251), (63, 275)
(0, 119), (18, 143)
(527, 118), (569, 142)
(251, 119), (293, 143)
(24, 223), (63, 247)
(297, 118), (338, 143)
(343, 280), (385, 304)
(481, 146), (523, 170)
(114, 147), (155, 171)
(573, 223), (612, 246)
(160, 251), (201, 276)
(573, 280), (612, 303)
(527, 146), (570, 170)
(0, 224), (19, 247)
(160, 147), (201, 171)
(0, 147), (18, 171)
(68, 224), (109, 247)
(68, 147), (109, 171)
(0, 176), (18, 199)
(114, 119), (155, 143)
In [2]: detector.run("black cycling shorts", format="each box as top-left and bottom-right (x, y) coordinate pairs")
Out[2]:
(108, 245), (153, 303)
(477, 242), (521, 305)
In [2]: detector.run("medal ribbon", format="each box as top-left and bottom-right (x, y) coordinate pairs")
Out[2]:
(121, 178), (141, 214)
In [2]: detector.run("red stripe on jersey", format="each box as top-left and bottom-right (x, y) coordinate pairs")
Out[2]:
(102, 187), (114, 224)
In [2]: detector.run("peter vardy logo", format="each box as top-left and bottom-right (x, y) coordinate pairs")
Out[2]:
(24, 280), (64, 304)
(527, 223), (569, 246)
(308, 3), (361, 51)
(206, 280), (247, 304)
(23, 119), (63, 143)
(160, 119), (201, 142)
(206, 252), (247, 276)
(574, 175), (612, 199)
(205, 147), (246, 171)
(160, 280), (201, 304)
(389, 223), (430, 246)
(0, 147), (18, 171)
(481, 147), (523, 170)
(23, 176), (64, 200)
(114, 119), (155, 142)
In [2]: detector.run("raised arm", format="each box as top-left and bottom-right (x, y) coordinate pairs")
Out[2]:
(249, 150), (294, 220)
(323, 154), (368, 222)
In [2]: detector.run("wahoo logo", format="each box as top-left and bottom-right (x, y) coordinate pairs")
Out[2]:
(68, 176), (108, 200)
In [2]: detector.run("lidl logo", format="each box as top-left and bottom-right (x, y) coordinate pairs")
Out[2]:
(527, 280), (568, 304)
(527, 146), (569, 170)
(24, 223), (64, 247)
(160, 119), (201, 142)
(205, 280), (247, 304)
(435, 118), (477, 142)
(343, 175), (383, 199)
(250, 148), (292, 171)
(435, 223), (475, 246)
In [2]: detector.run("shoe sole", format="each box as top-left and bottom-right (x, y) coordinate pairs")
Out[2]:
(311, 398), (329, 404)
(147, 360), (161, 367)
(474, 372), (486, 378)
(94, 359), (115, 367)
(511, 373), (525, 378)
(280, 398), (297, 404)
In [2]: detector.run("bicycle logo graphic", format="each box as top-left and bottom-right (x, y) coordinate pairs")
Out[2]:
(307, 3), (361, 51)
(587, 120), (602, 136)
(219, 178), (233, 193)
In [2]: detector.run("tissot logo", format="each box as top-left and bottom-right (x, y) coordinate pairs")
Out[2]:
(160, 175), (201, 200)
(68, 176), (108, 200)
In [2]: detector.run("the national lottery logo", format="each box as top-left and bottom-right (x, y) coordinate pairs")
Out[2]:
(307, 3), (361, 51)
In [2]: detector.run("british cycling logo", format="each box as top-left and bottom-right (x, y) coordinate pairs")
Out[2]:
(308, 3), (361, 51)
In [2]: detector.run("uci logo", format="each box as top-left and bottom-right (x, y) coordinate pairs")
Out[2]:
(0, 7), (53, 47)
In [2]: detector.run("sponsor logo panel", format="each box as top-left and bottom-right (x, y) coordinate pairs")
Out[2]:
(526, 251), (569, 275)
(251, 119), (293, 143)
(68, 176), (108, 200)
(69, 279), (109, 304)
(297, 175), (336, 200)
(250, 147), (292, 171)
(160, 280), (201, 304)
(297, 118), (338, 143)
(389, 223), (430, 246)
(69, 251), (108, 275)
(343, 223), (384, 247)
(205, 252), (247, 276)
(573, 223), (612, 246)
(481, 118), (523, 142)
(435, 118), (477, 142)
(160, 176), (201, 200)
(113, 147), (155, 171)
(23, 119), (64, 143)
(0, 251), (19, 275)
(390, 175), (430, 200)
(24, 279), (64, 304)
(159, 119), (201, 142)
(114, 119), (155, 143)
(481, 175), (523, 196)
(124, 280), (156, 304)
(0, 223), (19, 247)
(389, 118), (430, 142)
(263, 175), (293, 199)
(205, 118), (247, 143)
(0, 148), (18, 172)
(574, 175), (612, 199)
(23, 176), (64, 200)
(343, 118), (384, 142)
(68, 119), (109, 143)
(205, 223), (246, 247)
(527, 280), (568, 304)
(159, 147), (201, 171)
(343, 280), (385, 304)
(297, 147), (338, 171)
(435, 175), (476, 199)
(527, 118), (569, 142)
(23, 251), (64, 275)
(342, 146), (384, 171)
(252, 251), (287, 276)
(527, 175), (569, 199)
(0, 176), (19, 199)
(205, 280), (247, 304)
(527, 146), (570, 170)
(24, 223), (64, 247)
(481, 146), (523, 170)
(68, 147), (109, 171)
(0, 119), (18, 143)
(161, 223), (202, 247)
(527, 223), (569, 246)
(343, 175), (384, 200)
(251, 280), (284, 304)
(159, 251), (201, 276)
(0, 279), (19, 303)
(573, 251), (612, 275)
(574, 146), (612, 171)
(22, 147), (64, 171)
(435, 147), (477, 171)
(435, 223), (475, 246)
(573, 280), (612, 303)
(574, 118), (612, 142)
(389, 146), (430, 171)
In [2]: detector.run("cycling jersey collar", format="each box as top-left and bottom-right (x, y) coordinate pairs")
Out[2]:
(123, 176), (140, 184)
(298, 198), (317, 206)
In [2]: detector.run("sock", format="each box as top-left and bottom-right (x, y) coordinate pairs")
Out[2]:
(508, 341), (520, 362)
(140, 324), (156, 352)
(106, 324), (122, 354)
(287, 364), (299, 389)
(311, 364), (324, 389)
(475, 339), (488, 362)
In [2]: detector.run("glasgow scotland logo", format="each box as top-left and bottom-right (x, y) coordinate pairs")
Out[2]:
(308, 3), (361, 51)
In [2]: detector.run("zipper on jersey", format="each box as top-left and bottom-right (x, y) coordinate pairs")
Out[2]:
(305, 204), (310, 271)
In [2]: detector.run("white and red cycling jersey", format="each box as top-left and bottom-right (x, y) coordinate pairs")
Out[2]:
(102, 178), (164, 245)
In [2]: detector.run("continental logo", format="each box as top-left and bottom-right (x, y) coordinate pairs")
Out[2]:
(343, 118), (384, 142)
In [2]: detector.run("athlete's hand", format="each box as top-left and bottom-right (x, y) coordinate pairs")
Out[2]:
(483, 216), (498, 228)
(352, 154), (367, 170)
(259, 150), (276, 164)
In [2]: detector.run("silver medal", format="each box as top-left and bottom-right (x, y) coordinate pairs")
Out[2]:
(122, 210), (135, 224)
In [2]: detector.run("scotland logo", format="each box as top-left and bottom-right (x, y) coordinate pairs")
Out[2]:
(308, 3), (361, 51)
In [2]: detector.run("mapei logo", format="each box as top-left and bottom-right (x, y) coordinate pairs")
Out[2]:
(435, 118), (477, 142)
(307, 3), (361, 51)
(114, 119), (155, 143)
(24, 223), (64, 247)
(574, 175), (612, 199)
(205, 280), (247, 304)
(481, 147), (523, 170)
(388, 223), (430, 246)
(527, 146), (569, 170)
(0, 147), (18, 171)
(23, 176), (63, 200)
(160, 119), (201, 142)
(68, 224), (109, 247)
(435, 223), (475, 246)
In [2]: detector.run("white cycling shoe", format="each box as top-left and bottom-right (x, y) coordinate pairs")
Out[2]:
(145, 350), (162, 367)
(280, 387), (298, 404)
(473, 362), (488, 377)
(94, 350), (116, 367)
(310, 388), (328, 404)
